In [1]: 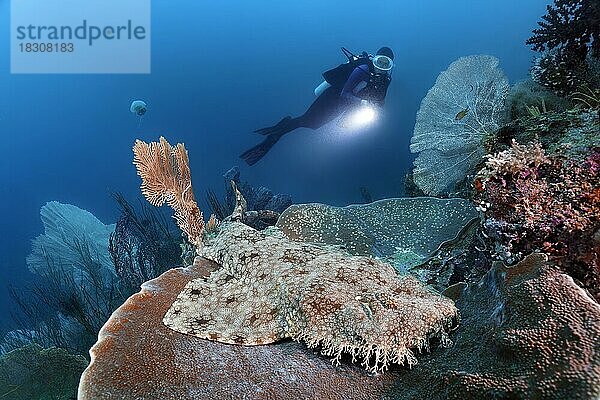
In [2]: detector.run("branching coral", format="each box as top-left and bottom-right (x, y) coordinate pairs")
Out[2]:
(530, 50), (595, 96)
(475, 142), (600, 300)
(527, 0), (600, 95)
(477, 139), (549, 183)
(410, 55), (510, 196)
(527, 0), (600, 60)
(133, 137), (204, 249)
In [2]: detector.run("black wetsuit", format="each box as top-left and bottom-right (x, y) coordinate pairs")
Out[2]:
(241, 60), (389, 166)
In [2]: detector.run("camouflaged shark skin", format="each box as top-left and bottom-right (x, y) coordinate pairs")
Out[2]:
(163, 221), (458, 373)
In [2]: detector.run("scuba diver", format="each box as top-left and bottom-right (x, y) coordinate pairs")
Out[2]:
(240, 46), (395, 166)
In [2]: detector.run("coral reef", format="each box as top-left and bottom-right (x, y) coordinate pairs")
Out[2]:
(506, 79), (570, 120)
(132, 138), (458, 373)
(475, 138), (600, 300)
(76, 135), (600, 397)
(527, 0), (600, 95)
(207, 166), (292, 229)
(410, 55), (510, 196)
(78, 258), (404, 400)
(276, 198), (478, 270)
(78, 254), (600, 399)
(133, 137), (204, 248)
(527, 0), (600, 59)
(165, 223), (458, 373)
(392, 253), (600, 399)
(0, 344), (88, 400)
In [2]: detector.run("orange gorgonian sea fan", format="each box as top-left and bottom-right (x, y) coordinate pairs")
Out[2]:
(132, 137), (204, 249)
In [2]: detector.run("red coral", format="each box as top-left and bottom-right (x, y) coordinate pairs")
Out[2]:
(476, 146), (600, 300)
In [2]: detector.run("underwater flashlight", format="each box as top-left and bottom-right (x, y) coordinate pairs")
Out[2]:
(349, 105), (377, 128)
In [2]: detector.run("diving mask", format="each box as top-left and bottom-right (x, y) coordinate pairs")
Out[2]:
(372, 55), (394, 73)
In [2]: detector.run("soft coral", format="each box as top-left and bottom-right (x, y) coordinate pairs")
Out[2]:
(476, 145), (600, 300)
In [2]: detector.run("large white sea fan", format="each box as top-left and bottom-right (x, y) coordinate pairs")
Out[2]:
(410, 55), (510, 196)
(27, 201), (116, 278)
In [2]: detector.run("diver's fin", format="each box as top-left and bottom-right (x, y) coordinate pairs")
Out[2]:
(240, 134), (282, 166)
(254, 116), (292, 136)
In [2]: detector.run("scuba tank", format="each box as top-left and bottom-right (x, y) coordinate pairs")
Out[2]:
(322, 47), (371, 88)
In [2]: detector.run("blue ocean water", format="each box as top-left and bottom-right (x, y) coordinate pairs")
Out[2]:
(0, 0), (550, 333)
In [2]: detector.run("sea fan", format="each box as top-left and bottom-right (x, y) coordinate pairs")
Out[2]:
(132, 137), (205, 249)
(410, 55), (510, 196)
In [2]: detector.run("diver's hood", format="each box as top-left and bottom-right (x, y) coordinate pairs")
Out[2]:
(372, 55), (394, 74)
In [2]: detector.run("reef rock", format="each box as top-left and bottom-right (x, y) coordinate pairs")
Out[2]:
(78, 258), (404, 400)
(410, 218), (491, 292)
(206, 166), (293, 230)
(276, 198), (478, 270)
(79, 254), (600, 400)
(390, 253), (600, 399)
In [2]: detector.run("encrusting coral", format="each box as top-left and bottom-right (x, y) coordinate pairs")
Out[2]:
(0, 344), (88, 400)
(394, 253), (600, 400)
(133, 137), (458, 373)
(443, 253), (600, 399)
(77, 252), (600, 399)
(276, 198), (478, 270)
(77, 257), (406, 400)
(133, 137), (204, 249)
